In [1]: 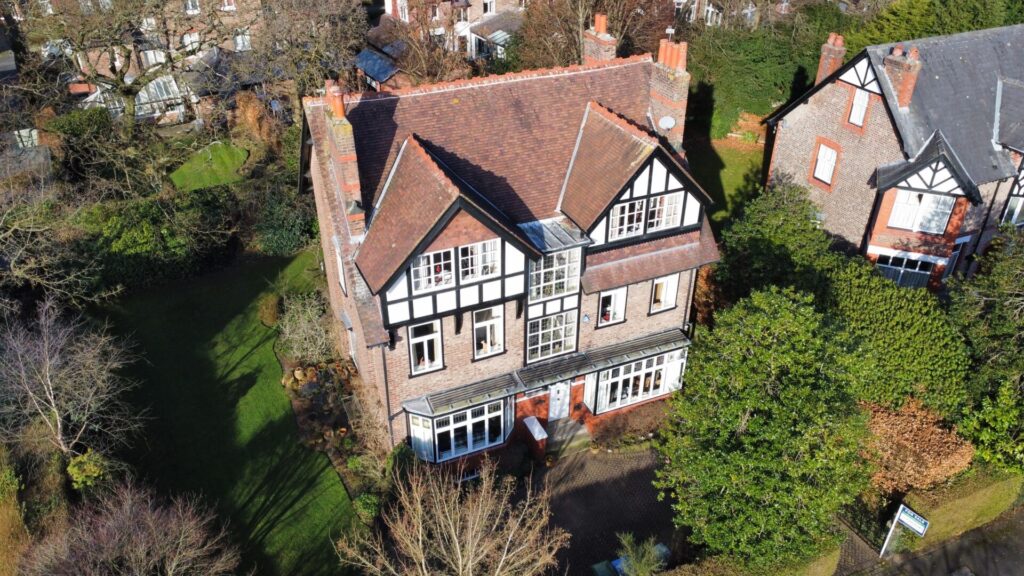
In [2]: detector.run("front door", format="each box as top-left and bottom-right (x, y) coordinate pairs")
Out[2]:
(548, 381), (571, 421)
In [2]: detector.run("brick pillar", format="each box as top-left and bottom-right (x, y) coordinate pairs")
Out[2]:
(883, 45), (922, 109)
(650, 39), (690, 151)
(582, 13), (616, 64)
(816, 32), (846, 85)
(324, 80), (366, 238)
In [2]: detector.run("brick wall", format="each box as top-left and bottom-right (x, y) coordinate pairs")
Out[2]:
(577, 270), (693, 352)
(425, 209), (497, 253)
(868, 190), (969, 257)
(771, 79), (904, 251)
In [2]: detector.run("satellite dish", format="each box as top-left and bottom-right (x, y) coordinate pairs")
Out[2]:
(658, 116), (677, 130)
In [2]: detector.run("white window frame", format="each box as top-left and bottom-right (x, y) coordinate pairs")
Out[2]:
(849, 88), (870, 127)
(1004, 194), (1024, 227)
(220, 0), (236, 10)
(527, 310), (577, 362)
(528, 248), (580, 302)
(411, 248), (455, 294)
(650, 273), (679, 314)
(876, 254), (934, 288)
(398, 0), (409, 21)
(608, 199), (647, 241)
(141, 49), (166, 70)
(813, 144), (838, 185)
(11, 128), (39, 150)
(888, 189), (955, 234)
(472, 305), (504, 359)
(332, 236), (347, 296)
(433, 401), (505, 462)
(233, 29), (251, 51)
(429, 4), (438, 19)
(596, 350), (681, 413)
(598, 287), (627, 327)
(184, 0), (200, 15)
(409, 415), (433, 461)
(409, 320), (443, 375)
(646, 192), (684, 233)
(459, 239), (501, 283)
(483, 0), (495, 13)
(182, 31), (201, 51)
(141, 17), (157, 31)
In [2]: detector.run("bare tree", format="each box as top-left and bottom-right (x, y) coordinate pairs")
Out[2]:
(0, 297), (138, 457)
(337, 459), (570, 576)
(278, 291), (334, 364)
(20, 480), (241, 576)
(386, 0), (471, 86)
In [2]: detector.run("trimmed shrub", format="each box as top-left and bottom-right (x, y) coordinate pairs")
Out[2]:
(66, 449), (109, 492)
(258, 293), (281, 327)
(353, 492), (381, 524)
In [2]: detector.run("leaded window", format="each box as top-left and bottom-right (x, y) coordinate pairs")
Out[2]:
(411, 249), (454, 294)
(528, 249), (580, 302)
(459, 239), (500, 283)
(527, 310), (577, 362)
(646, 192), (684, 232)
(608, 199), (646, 241)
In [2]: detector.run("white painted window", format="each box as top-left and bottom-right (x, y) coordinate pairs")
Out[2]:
(456, 7), (467, 21)
(876, 254), (933, 288)
(411, 249), (454, 294)
(527, 310), (577, 362)
(11, 128), (39, 149)
(332, 236), (347, 295)
(220, 0), (236, 10)
(409, 320), (443, 374)
(849, 88), (870, 127)
(888, 190), (955, 234)
(650, 273), (679, 314)
(182, 32), (201, 51)
(408, 415), (433, 461)
(141, 17), (157, 31)
(1004, 195), (1024, 226)
(608, 199), (647, 241)
(646, 192), (684, 232)
(483, 0), (495, 13)
(813, 144), (838, 184)
(233, 29), (251, 51)
(429, 5), (438, 19)
(398, 0), (409, 21)
(459, 239), (500, 283)
(598, 287), (627, 327)
(38, 0), (54, 15)
(184, 0), (200, 15)
(472, 306), (504, 359)
(528, 248), (580, 302)
(141, 49), (166, 69)
(596, 351), (680, 412)
(434, 401), (505, 461)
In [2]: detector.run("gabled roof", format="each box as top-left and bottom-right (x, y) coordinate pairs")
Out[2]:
(996, 77), (1024, 152)
(875, 131), (981, 203)
(354, 135), (538, 294)
(558, 101), (659, 231)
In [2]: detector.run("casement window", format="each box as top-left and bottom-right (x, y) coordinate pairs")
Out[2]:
(459, 239), (500, 283)
(411, 249), (454, 294)
(848, 88), (870, 127)
(646, 192), (684, 233)
(398, 0), (409, 21)
(408, 415), (433, 461)
(598, 287), (627, 327)
(813, 143), (838, 185)
(409, 320), (443, 374)
(527, 310), (577, 362)
(876, 254), (933, 288)
(608, 199), (647, 241)
(483, 0), (495, 13)
(456, 7), (468, 21)
(429, 5), (438, 19)
(233, 29), (251, 51)
(888, 190), (955, 234)
(141, 17), (157, 31)
(220, 0), (236, 10)
(434, 401), (505, 461)
(528, 248), (580, 302)
(472, 306), (504, 359)
(184, 0), (200, 15)
(141, 49), (166, 69)
(332, 236), (347, 295)
(1004, 195), (1024, 227)
(182, 32), (201, 51)
(596, 350), (684, 413)
(650, 273), (679, 314)
(11, 128), (39, 150)
(944, 242), (964, 279)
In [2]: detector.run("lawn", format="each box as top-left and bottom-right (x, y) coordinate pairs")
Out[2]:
(108, 251), (352, 576)
(684, 138), (764, 231)
(170, 141), (249, 192)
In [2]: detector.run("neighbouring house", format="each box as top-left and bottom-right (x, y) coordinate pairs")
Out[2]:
(382, 0), (524, 57)
(766, 26), (1024, 289)
(301, 15), (718, 464)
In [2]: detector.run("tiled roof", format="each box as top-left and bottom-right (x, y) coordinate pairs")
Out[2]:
(559, 101), (658, 231)
(343, 56), (656, 222)
(581, 220), (720, 293)
(875, 131), (981, 203)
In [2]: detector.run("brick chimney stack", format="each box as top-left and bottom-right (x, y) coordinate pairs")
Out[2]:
(816, 32), (846, 84)
(883, 44), (922, 109)
(583, 13), (617, 64)
(650, 38), (690, 150)
(324, 79), (366, 238)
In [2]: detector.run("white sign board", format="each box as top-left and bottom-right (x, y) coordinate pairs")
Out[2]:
(880, 504), (930, 557)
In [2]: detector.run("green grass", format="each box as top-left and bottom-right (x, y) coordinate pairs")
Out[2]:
(684, 140), (764, 231)
(170, 142), (249, 192)
(108, 251), (352, 576)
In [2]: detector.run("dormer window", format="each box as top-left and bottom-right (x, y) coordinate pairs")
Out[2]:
(608, 199), (646, 241)
(412, 249), (454, 294)
(888, 190), (954, 234)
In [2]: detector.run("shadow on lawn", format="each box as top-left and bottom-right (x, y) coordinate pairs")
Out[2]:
(110, 255), (348, 576)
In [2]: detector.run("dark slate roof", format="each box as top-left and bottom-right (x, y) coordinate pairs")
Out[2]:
(355, 48), (399, 84)
(875, 131), (981, 203)
(403, 329), (691, 415)
(997, 78), (1024, 151)
(865, 25), (1024, 185)
(517, 217), (590, 253)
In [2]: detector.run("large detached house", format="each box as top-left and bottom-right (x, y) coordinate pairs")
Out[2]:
(766, 26), (1024, 289)
(301, 17), (718, 464)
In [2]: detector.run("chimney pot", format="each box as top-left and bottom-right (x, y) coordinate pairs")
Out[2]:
(908, 47), (920, 61)
(594, 13), (607, 35)
(892, 44), (904, 57)
(816, 31), (847, 85)
(583, 12), (616, 64)
(658, 38), (669, 66)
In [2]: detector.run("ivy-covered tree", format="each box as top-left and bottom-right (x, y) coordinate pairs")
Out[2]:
(655, 288), (867, 568)
(950, 229), (1024, 469)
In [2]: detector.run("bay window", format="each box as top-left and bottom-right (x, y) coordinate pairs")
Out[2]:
(888, 190), (954, 234)
(409, 320), (443, 374)
(596, 350), (684, 413)
(459, 239), (500, 283)
(527, 310), (577, 362)
(646, 192), (684, 232)
(598, 287), (626, 326)
(608, 199), (646, 241)
(650, 273), (679, 313)
(528, 249), (580, 302)
(473, 306), (504, 359)
(434, 401), (505, 461)
(411, 249), (454, 294)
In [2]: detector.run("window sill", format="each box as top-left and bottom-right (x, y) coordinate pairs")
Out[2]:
(596, 318), (625, 330)
(409, 364), (445, 378)
(648, 305), (677, 316)
(526, 348), (576, 365)
(436, 439), (505, 463)
(472, 348), (506, 363)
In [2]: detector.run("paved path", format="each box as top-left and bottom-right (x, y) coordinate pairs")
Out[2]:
(874, 506), (1024, 576)
(537, 449), (678, 574)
